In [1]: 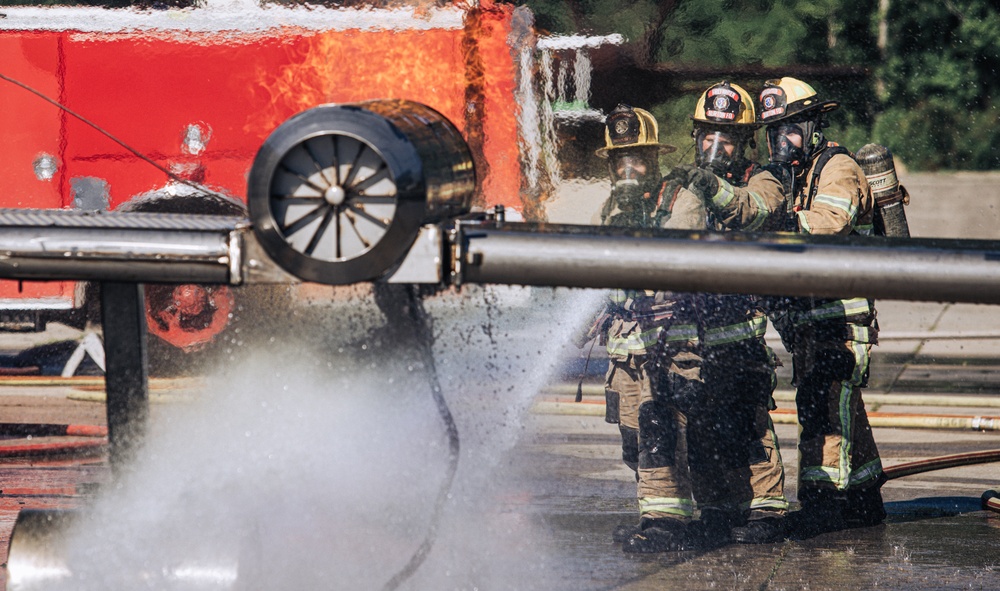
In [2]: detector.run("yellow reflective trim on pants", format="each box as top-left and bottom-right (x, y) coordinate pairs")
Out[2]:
(849, 458), (884, 487)
(801, 341), (871, 490)
(639, 496), (695, 518)
(748, 496), (790, 512)
(854, 223), (874, 236)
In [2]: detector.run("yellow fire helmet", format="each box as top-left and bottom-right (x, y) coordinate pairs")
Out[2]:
(758, 77), (839, 124)
(596, 104), (676, 158)
(692, 81), (756, 126)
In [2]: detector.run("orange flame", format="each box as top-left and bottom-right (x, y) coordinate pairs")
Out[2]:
(248, 6), (521, 209)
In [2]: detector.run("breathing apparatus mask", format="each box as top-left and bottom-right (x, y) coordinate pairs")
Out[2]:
(694, 126), (751, 178)
(765, 116), (826, 173)
(610, 150), (657, 189)
(610, 148), (658, 200)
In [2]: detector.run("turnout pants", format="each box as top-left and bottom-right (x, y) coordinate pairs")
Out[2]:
(605, 355), (693, 521)
(683, 344), (788, 519)
(791, 328), (884, 495)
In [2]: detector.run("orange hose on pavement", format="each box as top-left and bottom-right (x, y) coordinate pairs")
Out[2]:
(0, 439), (106, 457)
(884, 449), (1000, 480)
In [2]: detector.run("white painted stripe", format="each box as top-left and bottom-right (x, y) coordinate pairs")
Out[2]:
(0, 1), (466, 33)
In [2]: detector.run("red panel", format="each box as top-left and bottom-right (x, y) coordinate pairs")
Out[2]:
(1, 11), (522, 310)
(0, 33), (65, 209)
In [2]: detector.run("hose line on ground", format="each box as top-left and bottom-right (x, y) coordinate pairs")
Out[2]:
(883, 449), (1000, 480)
(377, 285), (460, 591)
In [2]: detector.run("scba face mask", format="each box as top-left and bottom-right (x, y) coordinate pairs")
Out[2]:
(767, 117), (823, 169)
(767, 122), (806, 167)
(695, 128), (744, 176)
(610, 152), (657, 191)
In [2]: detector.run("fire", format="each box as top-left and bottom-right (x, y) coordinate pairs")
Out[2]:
(248, 4), (521, 209)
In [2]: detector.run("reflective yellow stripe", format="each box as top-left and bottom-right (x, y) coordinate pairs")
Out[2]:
(606, 326), (661, 356)
(796, 210), (812, 233)
(703, 316), (766, 346)
(639, 496), (695, 518)
(660, 323), (698, 343)
(744, 190), (771, 232)
(800, 341), (872, 490)
(711, 178), (736, 209)
(748, 496), (790, 512)
(793, 298), (870, 324)
(854, 223), (874, 236)
(814, 193), (858, 220)
(849, 458), (884, 487)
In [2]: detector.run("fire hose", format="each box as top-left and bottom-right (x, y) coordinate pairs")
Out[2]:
(884, 450), (1000, 516)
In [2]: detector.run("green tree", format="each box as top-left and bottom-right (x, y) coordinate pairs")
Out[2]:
(520, 0), (998, 170)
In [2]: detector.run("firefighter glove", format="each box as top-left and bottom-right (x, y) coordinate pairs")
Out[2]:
(685, 167), (720, 203)
(662, 163), (694, 184)
(652, 178), (684, 226)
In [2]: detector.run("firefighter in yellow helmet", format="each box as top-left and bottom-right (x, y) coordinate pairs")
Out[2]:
(588, 105), (698, 551)
(755, 77), (885, 537)
(621, 82), (790, 552)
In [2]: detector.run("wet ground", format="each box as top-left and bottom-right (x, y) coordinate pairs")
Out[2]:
(510, 407), (1000, 591)
(0, 378), (997, 590)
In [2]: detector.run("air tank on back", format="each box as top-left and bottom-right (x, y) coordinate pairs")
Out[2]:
(856, 143), (911, 238)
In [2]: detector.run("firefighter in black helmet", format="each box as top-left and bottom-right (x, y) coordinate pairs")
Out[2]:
(756, 77), (885, 537)
(596, 104), (677, 226)
(621, 82), (790, 553)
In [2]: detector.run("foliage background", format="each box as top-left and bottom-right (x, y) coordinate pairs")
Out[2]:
(523, 0), (1000, 171)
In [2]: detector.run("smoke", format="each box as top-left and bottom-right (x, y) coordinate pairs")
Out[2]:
(41, 284), (604, 590)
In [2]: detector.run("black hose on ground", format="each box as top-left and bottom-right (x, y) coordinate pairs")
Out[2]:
(982, 490), (1000, 514)
(375, 285), (460, 591)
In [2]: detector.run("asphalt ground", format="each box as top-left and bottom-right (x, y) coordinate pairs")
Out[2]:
(0, 172), (998, 589)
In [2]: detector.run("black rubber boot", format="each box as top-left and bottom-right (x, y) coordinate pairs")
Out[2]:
(622, 518), (687, 553)
(680, 508), (740, 550)
(612, 522), (641, 543)
(788, 490), (849, 539)
(845, 485), (886, 527)
(731, 515), (788, 544)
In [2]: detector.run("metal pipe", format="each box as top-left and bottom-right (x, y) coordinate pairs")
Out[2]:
(0, 210), (241, 284)
(460, 223), (1000, 305)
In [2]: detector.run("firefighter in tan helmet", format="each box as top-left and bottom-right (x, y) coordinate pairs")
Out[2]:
(619, 82), (791, 552)
(588, 104), (698, 552)
(755, 77), (885, 536)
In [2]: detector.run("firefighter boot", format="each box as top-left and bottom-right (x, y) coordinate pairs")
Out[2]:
(845, 485), (886, 528)
(680, 508), (740, 550)
(788, 489), (849, 539)
(622, 518), (687, 553)
(612, 522), (641, 543)
(730, 514), (788, 544)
